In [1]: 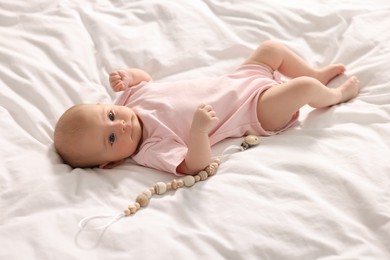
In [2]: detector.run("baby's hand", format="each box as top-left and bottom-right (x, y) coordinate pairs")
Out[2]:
(190, 104), (219, 133)
(109, 70), (133, 92)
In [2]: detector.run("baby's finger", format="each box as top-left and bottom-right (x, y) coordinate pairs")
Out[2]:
(197, 103), (206, 109)
(202, 104), (215, 113)
(114, 82), (125, 92)
(208, 110), (217, 117)
(109, 73), (122, 85)
(118, 71), (127, 80)
(110, 78), (120, 86)
(115, 82), (124, 91)
(109, 71), (118, 78)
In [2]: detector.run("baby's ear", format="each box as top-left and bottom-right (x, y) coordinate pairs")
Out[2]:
(99, 159), (125, 169)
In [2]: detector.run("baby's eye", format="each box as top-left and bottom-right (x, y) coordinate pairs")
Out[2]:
(109, 133), (116, 145)
(108, 111), (115, 121)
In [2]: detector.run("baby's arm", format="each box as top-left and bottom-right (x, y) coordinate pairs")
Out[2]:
(109, 68), (152, 92)
(177, 104), (218, 175)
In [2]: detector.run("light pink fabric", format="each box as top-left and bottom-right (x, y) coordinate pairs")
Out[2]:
(116, 64), (298, 174)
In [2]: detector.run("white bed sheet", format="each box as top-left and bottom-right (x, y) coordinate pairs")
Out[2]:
(1, 1), (390, 259)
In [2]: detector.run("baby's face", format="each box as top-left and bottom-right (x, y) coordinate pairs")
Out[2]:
(77, 104), (142, 167)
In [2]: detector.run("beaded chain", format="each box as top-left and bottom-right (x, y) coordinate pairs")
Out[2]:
(122, 135), (260, 217)
(124, 158), (221, 216)
(77, 135), (261, 237)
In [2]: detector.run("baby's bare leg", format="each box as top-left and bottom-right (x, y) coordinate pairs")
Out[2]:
(243, 40), (345, 84)
(257, 76), (359, 131)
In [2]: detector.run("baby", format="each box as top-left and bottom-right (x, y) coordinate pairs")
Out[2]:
(54, 40), (359, 175)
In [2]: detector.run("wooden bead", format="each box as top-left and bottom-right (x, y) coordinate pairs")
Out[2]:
(194, 175), (201, 182)
(143, 189), (152, 198)
(183, 175), (195, 187)
(171, 179), (178, 190)
(210, 162), (219, 169)
(129, 204), (137, 214)
(136, 194), (149, 207)
(149, 187), (156, 194)
(177, 180), (184, 188)
(155, 182), (167, 194)
(124, 208), (131, 216)
(198, 170), (208, 181)
(135, 202), (141, 209)
(205, 165), (216, 176)
(213, 158), (221, 165)
(244, 135), (260, 146)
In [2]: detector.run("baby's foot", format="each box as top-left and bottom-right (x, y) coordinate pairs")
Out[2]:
(109, 70), (132, 92)
(316, 64), (346, 85)
(337, 76), (360, 103)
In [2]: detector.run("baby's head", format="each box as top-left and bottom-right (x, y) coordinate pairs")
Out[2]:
(54, 104), (142, 169)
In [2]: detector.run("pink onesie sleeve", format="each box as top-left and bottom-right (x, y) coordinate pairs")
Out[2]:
(132, 136), (188, 175)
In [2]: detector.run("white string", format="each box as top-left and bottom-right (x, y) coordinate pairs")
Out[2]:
(75, 213), (123, 249)
(78, 213), (125, 231)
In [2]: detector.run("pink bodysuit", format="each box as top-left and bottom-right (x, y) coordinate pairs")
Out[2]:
(116, 64), (298, 174)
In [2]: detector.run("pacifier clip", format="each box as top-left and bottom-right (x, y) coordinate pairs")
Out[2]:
(78, 135), (260, 230)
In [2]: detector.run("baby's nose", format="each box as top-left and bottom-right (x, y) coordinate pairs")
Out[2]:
(118, 120), (126, 133)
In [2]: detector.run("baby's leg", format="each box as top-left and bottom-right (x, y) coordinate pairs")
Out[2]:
(243, 40), (345, 85)
(257, 76), (359, 131)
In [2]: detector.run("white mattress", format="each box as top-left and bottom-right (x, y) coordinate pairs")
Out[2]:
(1, 1), (390, 259)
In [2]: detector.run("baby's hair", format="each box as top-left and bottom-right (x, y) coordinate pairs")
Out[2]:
(54, 104), (98, 168)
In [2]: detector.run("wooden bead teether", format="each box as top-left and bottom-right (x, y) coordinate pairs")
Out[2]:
(123, 136), (259, 217)
(241, 135), (260, 150)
